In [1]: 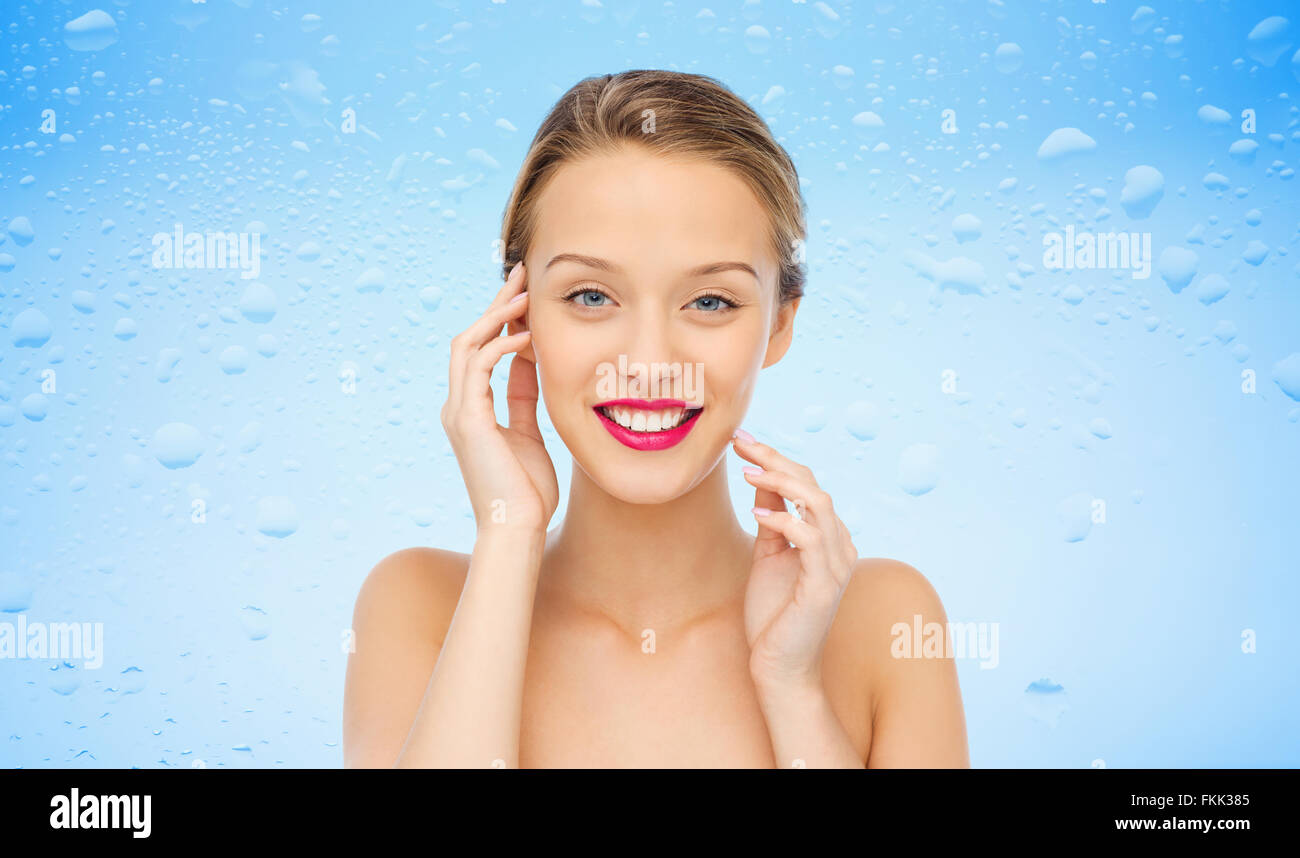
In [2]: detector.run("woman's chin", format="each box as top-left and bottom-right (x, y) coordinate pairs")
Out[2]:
(577, 453), (710, 506)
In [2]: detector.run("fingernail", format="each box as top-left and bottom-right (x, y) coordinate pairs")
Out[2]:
(509, 291), (528, 304)
(508, 262), (523, 282)
(742, 465), (762, 475)
(733, 428), (755, 443)
(751, 506), (772, 517)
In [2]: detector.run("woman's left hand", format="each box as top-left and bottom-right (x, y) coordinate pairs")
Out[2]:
(733, 430), (859, 695)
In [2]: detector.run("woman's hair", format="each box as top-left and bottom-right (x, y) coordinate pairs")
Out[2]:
(499, 69), (806, 305)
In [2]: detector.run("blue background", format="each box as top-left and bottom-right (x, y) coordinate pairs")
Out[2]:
(1, 0), (1297, 768)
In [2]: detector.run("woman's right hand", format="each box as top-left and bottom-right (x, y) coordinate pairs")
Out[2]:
(440, 262), (558, 536)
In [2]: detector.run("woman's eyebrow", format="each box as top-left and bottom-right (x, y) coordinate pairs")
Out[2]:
(546, 252), (619, 272)
(545, 252), (757, 281)
(686, 260), (758, 281)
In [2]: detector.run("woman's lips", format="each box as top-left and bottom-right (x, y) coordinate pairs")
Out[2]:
(592, 399), (703, 451)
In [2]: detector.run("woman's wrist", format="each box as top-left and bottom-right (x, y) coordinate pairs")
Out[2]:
(750, 663), (825, 710)
(753, 680), (863, 768)
(475, 515), (546, 542)
(472, 524), (546, 570)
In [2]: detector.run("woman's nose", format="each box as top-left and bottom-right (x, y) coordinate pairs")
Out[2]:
(624, 357), (680, 397)
(619, 316), (687, 397)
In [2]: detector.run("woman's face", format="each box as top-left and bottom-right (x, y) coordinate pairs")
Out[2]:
(514, 144), (798, 504)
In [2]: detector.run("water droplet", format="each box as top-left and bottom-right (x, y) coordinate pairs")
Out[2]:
(1120, 166), (1164, 219)
(0, 570), (34, 612)
(1157, 246), (1198, 293)
(354, 267), (387, 293)
(898, 444), (940, 496)
(6, 216), (35, 246)
(1057, 491), (1096, 541)
(802, 405), (827, 432)
(219, 345), (250, 374)
(11, 308), (52, 348)
(1272, 353), (1300, 401)
(1037, 127), (1096, 162)
(151, 422), (204, 469)
(1197, 104), (1232, 128)
(743, 25), (771, 54)
(952, 213), (982, 243)
(1194, 273), (1230, 306)
(994, 42), (1024, 74)
(238, 282), (277, 322)
(256, 496), (299, 538)
(1245, 16), (1292, 67)
(63, 10), (119, 51)
(1024, 678), (1069, 727)
(240, 606), (270, 640)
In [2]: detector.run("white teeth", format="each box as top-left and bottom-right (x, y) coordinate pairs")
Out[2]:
(601, 406), (700, 433)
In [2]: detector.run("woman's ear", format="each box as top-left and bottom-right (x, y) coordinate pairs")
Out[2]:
(506, 299), (537, 363)
(761, 297), (799, 369)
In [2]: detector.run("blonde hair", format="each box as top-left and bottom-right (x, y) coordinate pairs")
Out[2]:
(499, 69), (806, 304)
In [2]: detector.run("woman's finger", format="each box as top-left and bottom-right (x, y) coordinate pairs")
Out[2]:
(835, 518), (856, 566)
(461, 330), (532, 421)
(487, 261), (527, 311)
(742, 466), (833, 528)
(461, 284), (530, 352)
(748, 470), (852, 593)
(447, 265), (528, 414)
(750, 507), (828, 565)
(505, 352), (542, 442)
(731, 431), (818, 486)
(750, 482), (789, 557)
(448, 288), (529, 399)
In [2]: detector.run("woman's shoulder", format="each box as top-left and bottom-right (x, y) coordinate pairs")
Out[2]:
(352, 546), (472, 645)
(828, 558), (951, 700)
(843, 557), (948, 621)
(344, 547), (472, 767)
(833, 557), (969, 766)
(836, 556), (957, 681)
(826, 556), (948, 688)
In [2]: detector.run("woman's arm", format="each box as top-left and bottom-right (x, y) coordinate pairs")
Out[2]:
(753, 676), (864, 768)
(343, 547), (458, 768)
(752, 558), (969, 768)
(860, 559), (970, 768)
(393, 528), (544, 768)
(345, 261), (557, 768)
(342, 530), (546, 769)
(732, 432), (968, 768)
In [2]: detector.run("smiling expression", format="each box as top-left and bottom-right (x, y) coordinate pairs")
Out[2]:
(512, 144), (798, 504)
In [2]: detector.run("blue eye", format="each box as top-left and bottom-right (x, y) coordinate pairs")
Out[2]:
(567, 289), (610, 307)
(689, 294), (735, 312)
(562, 288), (736, 312)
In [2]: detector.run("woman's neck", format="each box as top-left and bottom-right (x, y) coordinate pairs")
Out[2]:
(541, 458), (755, 638)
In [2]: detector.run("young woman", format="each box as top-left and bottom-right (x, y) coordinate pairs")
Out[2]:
(343, 70), (969, 768)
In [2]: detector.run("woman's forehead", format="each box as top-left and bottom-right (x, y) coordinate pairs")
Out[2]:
(531, 151), (776, 271)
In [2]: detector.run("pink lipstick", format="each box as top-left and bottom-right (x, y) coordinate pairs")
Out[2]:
(592, 398), (703, 451)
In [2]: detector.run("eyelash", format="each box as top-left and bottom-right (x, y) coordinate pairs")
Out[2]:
(559, 286), (739, 313)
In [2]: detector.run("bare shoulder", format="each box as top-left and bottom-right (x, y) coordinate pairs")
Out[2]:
(351, 546), (470, 644)
(833, 557), (970, 767)
(841, 557), (949, 627)
(831, 557), (951, 684)
(343, 546), (470, 768)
